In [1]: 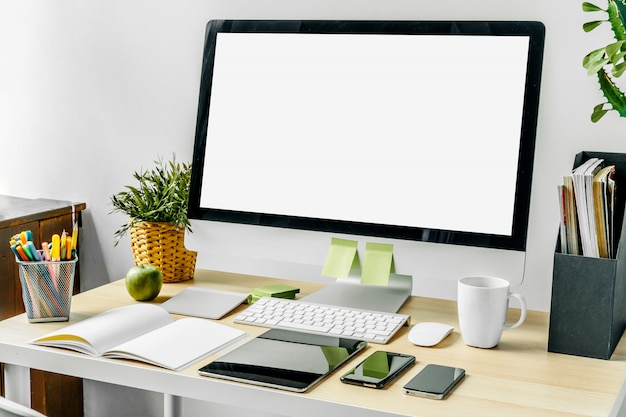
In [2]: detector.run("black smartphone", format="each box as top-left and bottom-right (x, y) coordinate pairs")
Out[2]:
(403, 364), (465, 399)
(340, 351), (415, 389)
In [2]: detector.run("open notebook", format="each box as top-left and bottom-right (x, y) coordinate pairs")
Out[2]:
(30, 304), (246, 371)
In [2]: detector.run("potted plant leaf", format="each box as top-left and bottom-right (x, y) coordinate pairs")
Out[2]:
(582, 1), (626, 122)
(110, 155), (197, 282)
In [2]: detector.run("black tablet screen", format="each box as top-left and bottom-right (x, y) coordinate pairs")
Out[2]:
(198, 329), (367, 392)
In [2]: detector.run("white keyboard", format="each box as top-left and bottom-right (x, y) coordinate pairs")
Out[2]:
(233, 297), (410, 344)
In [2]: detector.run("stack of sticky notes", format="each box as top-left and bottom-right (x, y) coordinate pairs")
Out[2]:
(247, 284), (300, 304)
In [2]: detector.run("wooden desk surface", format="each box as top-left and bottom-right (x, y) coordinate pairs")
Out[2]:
(1, 269), (625, 417)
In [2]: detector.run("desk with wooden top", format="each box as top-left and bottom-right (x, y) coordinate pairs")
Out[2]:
(1, 269), (625, 417)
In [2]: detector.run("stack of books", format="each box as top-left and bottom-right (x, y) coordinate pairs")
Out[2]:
(558, 157), (616, 258)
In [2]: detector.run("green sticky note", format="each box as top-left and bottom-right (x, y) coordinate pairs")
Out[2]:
(321, 238), (360, 278)
(320, 346), (349, 370)
(361, 242), (395, 286)
(362, 350), (390, 378)
(247, 284), (300, 304)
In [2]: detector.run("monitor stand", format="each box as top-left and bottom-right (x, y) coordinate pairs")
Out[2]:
(301, 273), (413, 313)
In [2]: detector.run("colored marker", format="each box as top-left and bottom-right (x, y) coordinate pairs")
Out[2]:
(15, 245), (29, 261)
(21, 243), (35, 261)
(41, 242), (51, 262)
(65, 236), (72, 260)
(71, 222), (78, 251)
(60, 230), (67, 261)
(25, 241), (41, 261)
(51, 234), (61, 261)
(10, 244), (27, 261)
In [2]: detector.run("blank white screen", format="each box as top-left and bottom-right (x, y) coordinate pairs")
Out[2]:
(200, 33), (530, 236)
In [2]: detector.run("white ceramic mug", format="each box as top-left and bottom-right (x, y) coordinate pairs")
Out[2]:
(457, 276), (527, 348)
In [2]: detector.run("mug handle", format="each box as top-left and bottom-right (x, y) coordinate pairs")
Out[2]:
(503, 292), (527, 330)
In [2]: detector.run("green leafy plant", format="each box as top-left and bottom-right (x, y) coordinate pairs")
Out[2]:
(582, 0), (626, 121)
(110, 155), (192, 245)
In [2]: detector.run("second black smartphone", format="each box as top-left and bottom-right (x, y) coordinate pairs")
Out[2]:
(340, 351), (416, 389)
(403, 364), (465, 399)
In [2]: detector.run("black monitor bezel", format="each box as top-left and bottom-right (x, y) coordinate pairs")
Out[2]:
(188, 20), (545, 251)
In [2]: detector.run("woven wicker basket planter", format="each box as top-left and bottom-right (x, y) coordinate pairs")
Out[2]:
(129, 221), (197, 283)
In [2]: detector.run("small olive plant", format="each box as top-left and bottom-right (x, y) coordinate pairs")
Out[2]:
(110, 155), (192, 245)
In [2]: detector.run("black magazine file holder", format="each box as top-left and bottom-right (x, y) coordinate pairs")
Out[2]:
(548, 151), (626, 360)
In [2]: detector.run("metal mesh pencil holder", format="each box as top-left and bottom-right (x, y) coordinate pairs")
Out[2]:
(16, 256), (77, 322)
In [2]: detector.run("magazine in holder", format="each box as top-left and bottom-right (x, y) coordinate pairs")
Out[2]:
(548, 151), (626, 360)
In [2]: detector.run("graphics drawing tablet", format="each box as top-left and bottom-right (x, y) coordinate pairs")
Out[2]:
(198, 328), (367, 392)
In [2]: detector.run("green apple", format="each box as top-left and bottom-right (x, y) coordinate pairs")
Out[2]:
(125, 264), (163, 301)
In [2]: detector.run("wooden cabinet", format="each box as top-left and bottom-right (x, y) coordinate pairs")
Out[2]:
(0, 195), (85, 417)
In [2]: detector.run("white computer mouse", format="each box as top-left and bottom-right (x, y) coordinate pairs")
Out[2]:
(408, 322), (454, 347)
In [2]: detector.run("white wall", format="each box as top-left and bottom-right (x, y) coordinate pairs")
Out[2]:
(2, 0), (622, 310)
(1, 1), (625, 416)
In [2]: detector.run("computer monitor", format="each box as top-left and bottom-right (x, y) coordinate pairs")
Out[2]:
(187, 20), (545, 299)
